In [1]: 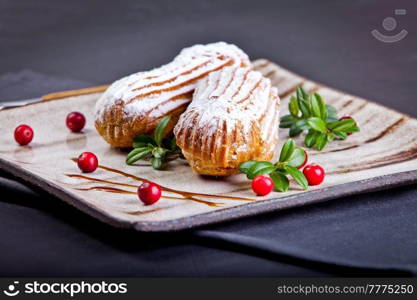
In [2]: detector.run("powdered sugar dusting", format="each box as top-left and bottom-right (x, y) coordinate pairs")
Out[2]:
(176, 66), (280, 140)
(94, 42), (250, 121)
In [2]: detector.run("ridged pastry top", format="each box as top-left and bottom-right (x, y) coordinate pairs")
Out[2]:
(94, 42), (250, 121)
(175, 66), (279, 142)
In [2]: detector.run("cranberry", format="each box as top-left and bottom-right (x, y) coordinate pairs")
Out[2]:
(66, 112), (86, 132)
(297, 149), (308, 169)
(14, 124), (34, 145)
(303, 164), (325, 186)
(252, 175), (274, 196)
(77, 152), (98, 173)
(339, 115), (353, 135)
(138, 181), (162, 205)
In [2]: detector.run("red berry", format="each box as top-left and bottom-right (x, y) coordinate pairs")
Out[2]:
(66, 112), (86, 132)
(251, 175), (274, 196)
(339, 115), (353, 135)
(303, 163), (325, 186)
(14, 124), (33, 145)
(297, 149), (308, 169)
(138, 181), (162, 205)
(77, 152), (98, 173)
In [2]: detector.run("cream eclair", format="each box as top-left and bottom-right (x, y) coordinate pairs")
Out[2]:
(174, 66), (280, 176)
(94, 42), (250, 147)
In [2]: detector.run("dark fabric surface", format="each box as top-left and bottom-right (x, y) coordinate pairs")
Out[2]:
(0, 70), (90, 101)
(1, 0), (417, 277)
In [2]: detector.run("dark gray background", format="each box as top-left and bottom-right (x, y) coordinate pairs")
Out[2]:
(0, 0), (416, 276)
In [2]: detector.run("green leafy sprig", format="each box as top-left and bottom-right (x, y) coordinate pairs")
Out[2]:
(126, 116), (181, 169)
(239, 139), (308, 192)
(280, 87), (359, 150)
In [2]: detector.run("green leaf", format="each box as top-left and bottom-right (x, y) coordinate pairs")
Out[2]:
(239, 161), (257, 174)
(310, 93), (327, 121)
(169, 136), (180, 151)
(304, 130), (319, 148)
(289, 125), (303, 137)
(154, 116), (171, 146)
(315, 133), (329, 151)
(270, 171), (290, 192)
(319, 96), (328, 121)
(279, 139), (295, 162)
(307, 117), (327, 133)
(133, 135), (156, 148)
(287, 147), (306, 168)
(288, 118), (310, 137)
(126, 147), (152, 165)
(326, 104), (337, 115)
(253, 166), (276, 178)
(326, 121), (339, 130)
(150, 157), (164, 170)
(284, 165), (308, 190)
(247, 161), (275, 179)
(296, 86), (308, 101)
(327, 132), (335, 142)
(152, 147), (167, 159)
(276, 167), (287, 174)
(346, 125), (360, 133)
(280, 88), (357, 152)
(280, 115), (297, 128)
(295, 119), (310, 130)
(326, 105), (338, 122)
(289, 96), (299, 117)
(328, 118), (355, 132)
(295, 86), (310, 118)
(334, 131), (348, 140)
(310, 94), (321, 118)
(298, 98), (311, 118)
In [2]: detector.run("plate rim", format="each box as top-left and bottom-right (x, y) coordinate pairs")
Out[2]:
(1, 155), (417, 232)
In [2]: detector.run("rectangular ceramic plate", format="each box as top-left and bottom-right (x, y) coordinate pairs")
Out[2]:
(1, 59), (417, 231)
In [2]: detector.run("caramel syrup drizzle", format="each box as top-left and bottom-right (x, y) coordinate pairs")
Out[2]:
(74, 186), (184, 215)
(69, 158), (254, 207)
(69, 177), (221, 207)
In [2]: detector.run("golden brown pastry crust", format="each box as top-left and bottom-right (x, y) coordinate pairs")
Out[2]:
(94, 42), (250, 147)
(95, 95), (190, 147)
(174, 66), (280, 176)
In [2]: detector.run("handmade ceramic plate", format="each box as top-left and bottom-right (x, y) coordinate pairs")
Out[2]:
(1, 59), (417, 231)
